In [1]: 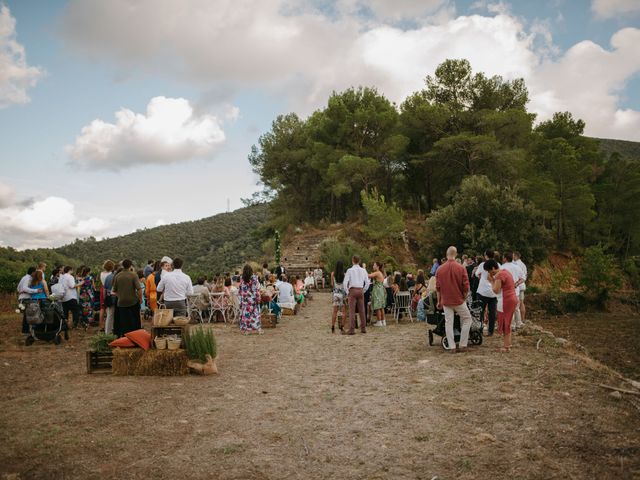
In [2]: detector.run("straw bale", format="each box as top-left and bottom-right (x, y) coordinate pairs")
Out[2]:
(111, 348), (189, 376)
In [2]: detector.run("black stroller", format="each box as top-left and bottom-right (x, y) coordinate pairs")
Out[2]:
(24, 298), (68, 346)
(425, 292), (483, 349)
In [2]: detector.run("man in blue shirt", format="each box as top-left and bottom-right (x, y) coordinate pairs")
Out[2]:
(429, 258), (440, 276)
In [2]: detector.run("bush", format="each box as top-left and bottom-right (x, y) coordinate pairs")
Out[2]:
(578, 245), (621, 310)
(360, 189), (405, 244)
(424, 175), (549, 264)
(319, 237), (370, 272)
(543, 292), (588, 315)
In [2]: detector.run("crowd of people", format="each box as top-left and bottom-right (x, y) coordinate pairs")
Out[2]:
(16, 258), (324, 338)
(327, 247), (528, 352)
(17, 246), (527, 352)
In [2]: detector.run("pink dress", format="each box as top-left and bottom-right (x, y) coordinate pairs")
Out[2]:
(497, 270), (518, 335)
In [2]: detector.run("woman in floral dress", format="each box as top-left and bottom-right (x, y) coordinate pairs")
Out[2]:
(369, 261), (387, 327)
(238, 264), (263, 334)
(78, 266), (96, 326)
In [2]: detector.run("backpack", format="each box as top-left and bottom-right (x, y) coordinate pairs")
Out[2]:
(25, 301), (44, 325)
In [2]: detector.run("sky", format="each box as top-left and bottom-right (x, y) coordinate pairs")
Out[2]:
(0, 0), (639, 250)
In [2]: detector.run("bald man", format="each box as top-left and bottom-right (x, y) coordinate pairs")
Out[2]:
(435, 246), (473, 352)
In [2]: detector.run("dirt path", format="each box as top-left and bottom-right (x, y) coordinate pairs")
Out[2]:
(1, 293), (639, 479)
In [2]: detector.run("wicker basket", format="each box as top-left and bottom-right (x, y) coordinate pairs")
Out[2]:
(261, 313), (277, 328)
(154, 336), (167, 350)
(173, 316), (190, 326)
(167, 338), (182, 350)
(153, 309), (174, 326)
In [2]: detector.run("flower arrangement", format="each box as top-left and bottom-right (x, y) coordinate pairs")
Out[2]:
(274, 230), (281, 266)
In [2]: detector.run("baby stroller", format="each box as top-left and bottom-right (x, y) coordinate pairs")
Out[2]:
(425, 292), (483, 349)
(24, 296), (68, 346)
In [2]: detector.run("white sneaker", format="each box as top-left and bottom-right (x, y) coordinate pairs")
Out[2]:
(382, 320), (387, 326)
(374, 321), (384, 327)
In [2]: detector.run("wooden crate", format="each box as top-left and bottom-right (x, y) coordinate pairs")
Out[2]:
(86, 350), (113, 374)
(151, 325), (187, 348)
(262, 313), (277, 328)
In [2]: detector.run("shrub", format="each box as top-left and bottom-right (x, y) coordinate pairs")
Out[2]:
(424, 175), (549, 264)
(578, 245), (621, 310)
(319, 237), (370, 272)
(360, 189), (405, 244)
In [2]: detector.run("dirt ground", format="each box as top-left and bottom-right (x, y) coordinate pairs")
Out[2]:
(0, 293), (639, 480)
(536, 311), (640, 381)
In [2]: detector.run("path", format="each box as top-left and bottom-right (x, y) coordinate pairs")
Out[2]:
(0, 293), (639, 479)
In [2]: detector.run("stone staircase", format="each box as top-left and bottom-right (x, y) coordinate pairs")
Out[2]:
(281, 233), (330, 280)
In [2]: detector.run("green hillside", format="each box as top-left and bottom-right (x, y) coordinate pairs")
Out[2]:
(596, 137), (640, 160)
(56, 203), (271, 276)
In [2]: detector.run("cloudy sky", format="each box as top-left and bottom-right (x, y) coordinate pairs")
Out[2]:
(1, 0), (639, 249)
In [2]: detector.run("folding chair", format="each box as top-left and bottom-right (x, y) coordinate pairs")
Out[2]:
(187, 294), (205, 323)
(393, 291), (413, 323)
(208, 292), (227, 324)
(226, 292), (240, 323)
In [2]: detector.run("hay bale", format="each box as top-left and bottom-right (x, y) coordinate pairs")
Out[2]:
(111, 348), (189, 376)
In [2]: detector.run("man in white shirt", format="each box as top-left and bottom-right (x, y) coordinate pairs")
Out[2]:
(156, 257), (193, 317)
(513, 251), (527, 323)
(501, 252), (525, 330)
(475, 250), (499, 336)
(18, 267), (40, 333)
(343, 255), (371, 335)
(59, 266), (81, 328)
(277, 275), (296, 310)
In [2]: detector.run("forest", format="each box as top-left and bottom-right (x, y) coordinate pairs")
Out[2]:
(2, 58), (640, 294)
(249, 59), (640, 263)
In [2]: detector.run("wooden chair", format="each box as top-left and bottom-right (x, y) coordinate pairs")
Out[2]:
(393, 291), (413, 323)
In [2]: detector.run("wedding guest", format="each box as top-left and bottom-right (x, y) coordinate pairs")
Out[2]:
(475, 250), (499, 336)
(486, 259), (518, 352)
(436, 246), (472, 353)
(238, 264), (263, 334)
(156, 257), (193, 317)
(99, 260), (115, 329)
(343, 255), (370, 335)
(330, 261), (346, 333)
(60, 266), (82, 328)
(78, 266), (96, 326)
(513, 251), (528, 323)
(369, 261), (386, 327)
(17, 267), (39, 333)
(112, 259), (141, 337)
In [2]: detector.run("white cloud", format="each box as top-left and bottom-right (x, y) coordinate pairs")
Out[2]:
(592, 0), (640, 19)
(60, 1), (640, 141)
(528, 28), (640, 140)
(0, 195), (110, 249)
(0, 180), (15, 207)
(65, 96), (227, 170)
(0, 4), (43, 108)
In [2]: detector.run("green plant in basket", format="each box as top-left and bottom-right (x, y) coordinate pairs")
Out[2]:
(88, 332), (117, 353)
(184, 326), (217, 362)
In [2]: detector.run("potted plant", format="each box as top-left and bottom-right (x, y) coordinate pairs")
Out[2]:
(86, 332), (117, 373)
(184, 326), (218, 375)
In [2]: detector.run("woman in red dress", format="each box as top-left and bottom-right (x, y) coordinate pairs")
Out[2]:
(485, 259), (518, 352)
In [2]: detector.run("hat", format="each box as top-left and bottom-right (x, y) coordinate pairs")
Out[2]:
(160, 256), (173, 265)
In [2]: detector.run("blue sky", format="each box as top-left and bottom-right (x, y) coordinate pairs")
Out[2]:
(0, 0), (639, 249)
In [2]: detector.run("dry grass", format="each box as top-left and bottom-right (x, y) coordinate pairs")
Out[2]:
(0, 294), (639, 479)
